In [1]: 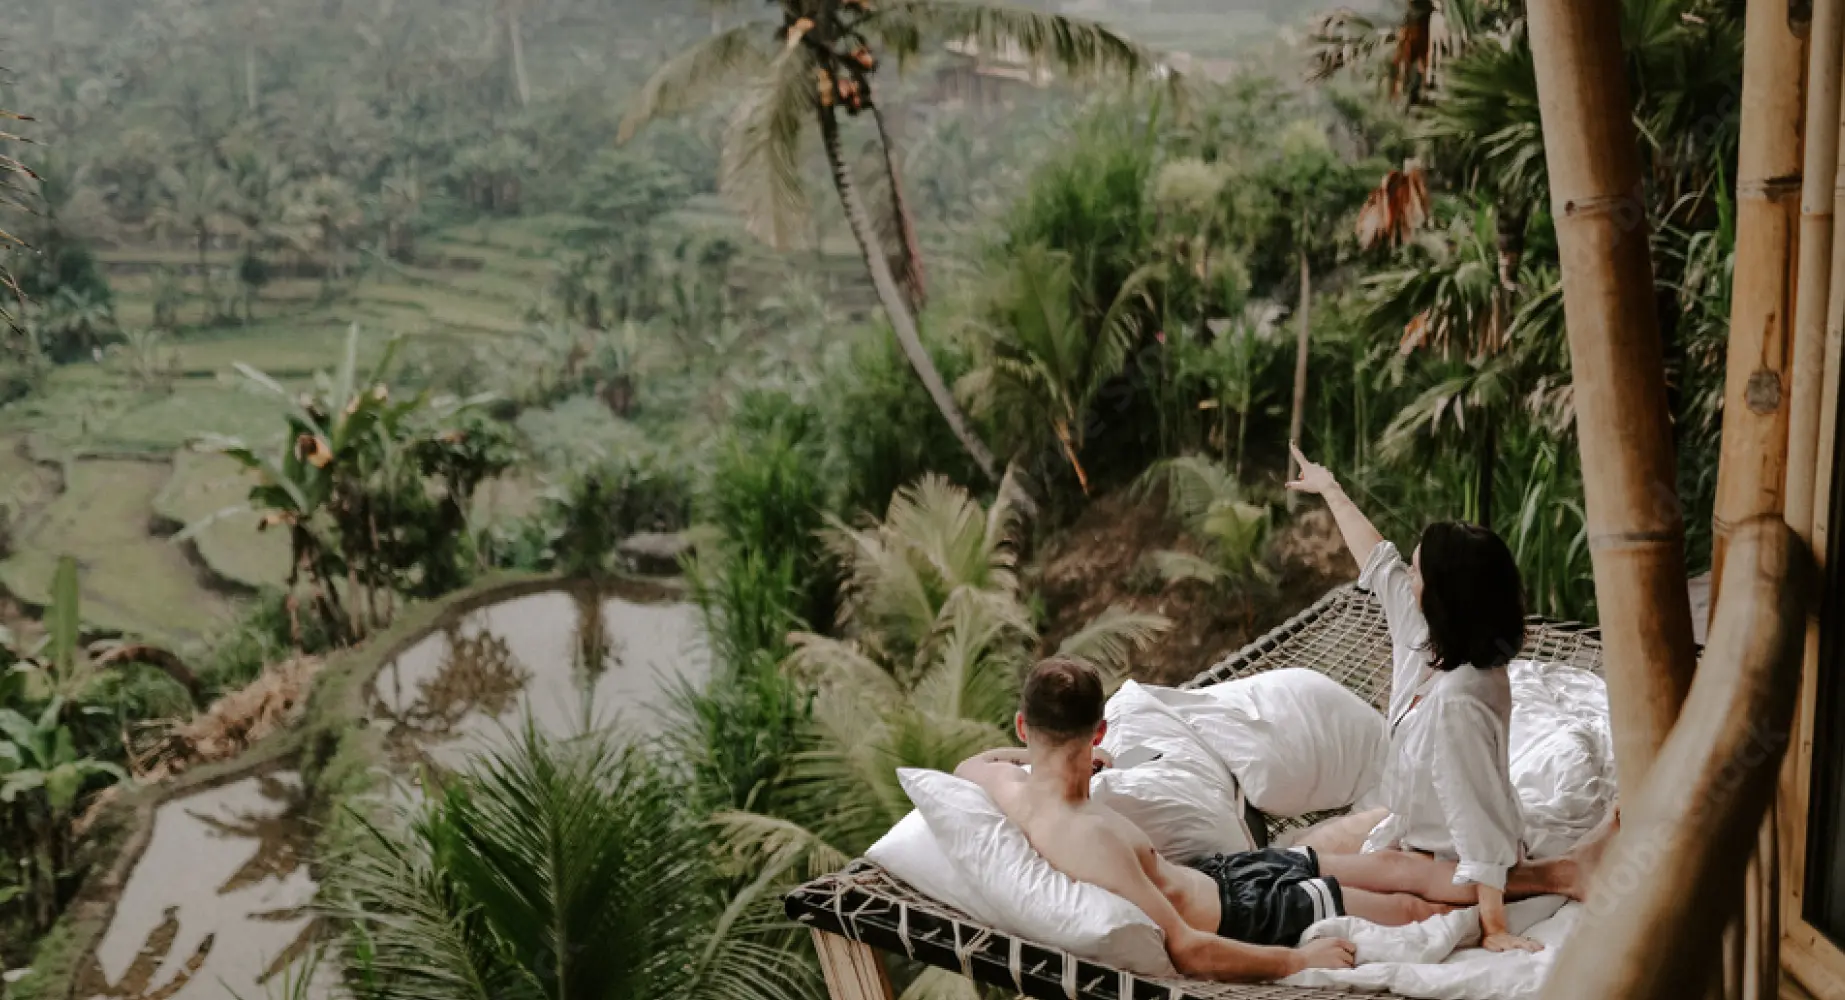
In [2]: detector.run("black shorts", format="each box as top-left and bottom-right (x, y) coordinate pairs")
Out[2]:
(1188, 847), (1346, 946)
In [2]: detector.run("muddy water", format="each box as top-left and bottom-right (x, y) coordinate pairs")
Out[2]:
(371, 586), (709, 769)
(84, 772), (321, 1000)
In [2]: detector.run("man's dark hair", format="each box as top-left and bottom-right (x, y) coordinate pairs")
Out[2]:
(1021, 658), (1104, 743)
(1417, 520), (1526, 672)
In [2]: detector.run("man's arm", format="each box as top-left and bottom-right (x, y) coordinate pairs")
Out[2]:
(954, 747), (1030, 781)
(954, 747), (1112, 781)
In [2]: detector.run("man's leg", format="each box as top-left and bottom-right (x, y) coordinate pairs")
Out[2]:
(1281, 808), (1387, 855)
(1337, 886), (1456, 927)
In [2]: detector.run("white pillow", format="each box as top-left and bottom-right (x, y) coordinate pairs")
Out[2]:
(1100, 680), (1211, 762)
(896, 768), (1176, 977)
(1091, 756), (1254, 863)
(864, 810), (980, 909)
(1189, 669), (1388, 818)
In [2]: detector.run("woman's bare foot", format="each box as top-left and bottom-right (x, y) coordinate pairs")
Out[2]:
(1557, 803), (1621, 901)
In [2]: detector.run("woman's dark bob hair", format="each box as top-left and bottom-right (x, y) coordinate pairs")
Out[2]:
(1417, 521), (1526, 671)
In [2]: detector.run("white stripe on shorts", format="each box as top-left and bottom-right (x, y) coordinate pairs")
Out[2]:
(1301, 878), (1337, 921)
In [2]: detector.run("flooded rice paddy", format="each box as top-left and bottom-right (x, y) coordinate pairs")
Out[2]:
(78, 582), (707, 1000)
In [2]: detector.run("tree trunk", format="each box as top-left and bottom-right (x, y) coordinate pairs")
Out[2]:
(1286, 248), (1311, 512)
(245, 43), (259, 113)
(1525, 0), (1701, 845)
(1477, 416), (1496, 530)
(818, 106), (998, 483)
(869, 104), (927, 313)
(196, 226), (210, 304)
(1493, 204), (1527, 356)
(508, 5), (530, 109)
(1711, 0), (1809, 603)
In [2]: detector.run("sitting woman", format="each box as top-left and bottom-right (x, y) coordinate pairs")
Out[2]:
(1285, 444), (1540, 954)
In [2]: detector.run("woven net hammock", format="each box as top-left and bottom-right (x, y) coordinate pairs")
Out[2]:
(785, 583), (1606, 1000)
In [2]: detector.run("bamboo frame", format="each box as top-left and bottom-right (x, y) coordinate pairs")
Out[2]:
(812, 928), (898, 1000)
(1538, 518), (1811, 1000)
(1523, 0), (1700, 796)
(1782, 4), (1845, 997)
(1712, 0), (1810, 602)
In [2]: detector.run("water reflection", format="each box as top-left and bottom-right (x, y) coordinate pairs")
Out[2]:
(371, 585), (708, 769)
(82, 772), (319, 1000)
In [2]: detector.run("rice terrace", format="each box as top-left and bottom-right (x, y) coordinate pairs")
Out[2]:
(0, 2), (1838, 1000)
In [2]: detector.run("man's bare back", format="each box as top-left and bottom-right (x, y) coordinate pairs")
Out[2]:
(973, 757), (1225, 932)
(955, 749), (1355, 982)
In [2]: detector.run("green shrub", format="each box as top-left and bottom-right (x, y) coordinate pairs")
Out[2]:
(707, 390), (834, 630)
(820, 332), (983, 519)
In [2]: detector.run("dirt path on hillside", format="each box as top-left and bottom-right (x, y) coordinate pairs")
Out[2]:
(1032, 492), (1355, 687)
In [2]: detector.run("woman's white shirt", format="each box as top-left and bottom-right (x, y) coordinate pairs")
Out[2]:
(1357, 541), (1524, 890)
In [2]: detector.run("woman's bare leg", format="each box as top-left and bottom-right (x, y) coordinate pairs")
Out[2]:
(1337, 886), (1456, 926)
(1319, 808), (1621, 904)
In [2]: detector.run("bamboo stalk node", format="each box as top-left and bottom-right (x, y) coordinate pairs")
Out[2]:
(1747, 370), (1787, 413)
(1739, 175), (1807, 199)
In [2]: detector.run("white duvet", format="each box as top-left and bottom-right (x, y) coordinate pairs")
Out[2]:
(1277, 658), (1617, 999)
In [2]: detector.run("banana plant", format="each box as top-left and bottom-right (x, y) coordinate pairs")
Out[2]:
(0, 695), (127, 931)
(193, 324), (423, 643)
(0, 555), (81, 701)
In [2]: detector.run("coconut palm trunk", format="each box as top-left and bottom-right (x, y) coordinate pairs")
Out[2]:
(1286, 245), (1311, 511)
(818, 106), (998, 483)
(507, 3), (530, 108)
(1524, 0), (1700, 829)
(245, 44), (259, 113)
(870, 104), (927, 312)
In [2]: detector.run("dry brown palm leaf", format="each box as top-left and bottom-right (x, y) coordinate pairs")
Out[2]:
(1357, 160), (1431, 250)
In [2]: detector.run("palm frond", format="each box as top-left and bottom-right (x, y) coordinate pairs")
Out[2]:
(620, 27), (773, 142)
(721, 45), (818, 249)
(1053, 605), (1169, 681)
(711, 809), (851, 881)
(1148, 550), (1228, 586)
(869, 2), (1154, 85)
(781, 632), (903, 704)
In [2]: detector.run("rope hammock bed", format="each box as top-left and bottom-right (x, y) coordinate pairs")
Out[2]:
(785, 583), (1608, 1000)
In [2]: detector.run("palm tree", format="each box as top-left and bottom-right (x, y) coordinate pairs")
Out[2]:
(284, 175), (363, 296)
(1362, 203), (1563, 527)
(621, 2), (1159, 484)
(226, 152), (292, 319)
(962, 243), (1156, 493)
(332, 723), (816, 1000)
(1259, 123), (1365, 505)
(501, 0), (532, 108)
(149, 163), (231, 307)
(710, 473), (1166, 920)
(0, 94), (33, 332)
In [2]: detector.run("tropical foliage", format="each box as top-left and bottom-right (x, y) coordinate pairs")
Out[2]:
(334, 723), (817, 1000)
(198, 325), (511, 643)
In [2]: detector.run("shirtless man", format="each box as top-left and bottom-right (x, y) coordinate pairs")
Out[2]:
(955, 658), (1617, 983)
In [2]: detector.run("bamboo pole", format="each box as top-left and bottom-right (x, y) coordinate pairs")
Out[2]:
(1780, 0), (1845, 975)
(1711, 0), (1810, 607)
(1524, 0), (1701, 796)
(1537, 518), (1811, 1000)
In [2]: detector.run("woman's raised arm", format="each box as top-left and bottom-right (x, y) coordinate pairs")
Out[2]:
(1286, 444), (1384, 569)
